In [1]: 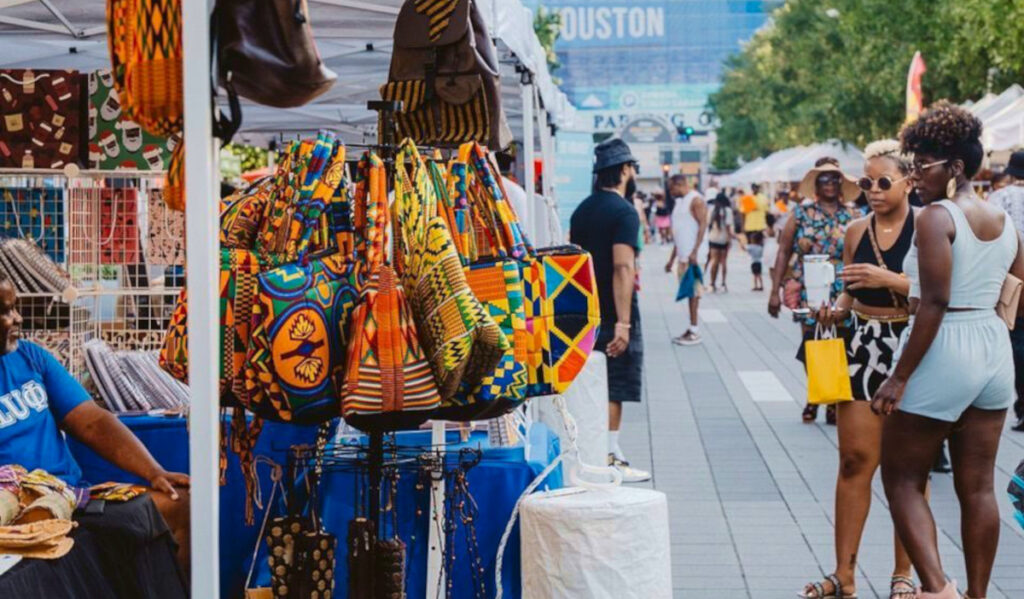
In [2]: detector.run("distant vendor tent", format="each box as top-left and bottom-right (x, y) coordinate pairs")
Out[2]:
(720, 140), (864, 188)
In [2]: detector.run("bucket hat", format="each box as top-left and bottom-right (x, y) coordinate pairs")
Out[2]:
(593, 138), (637, 172)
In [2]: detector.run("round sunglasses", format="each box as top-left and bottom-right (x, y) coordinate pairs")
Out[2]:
(858, 175), (910, 191)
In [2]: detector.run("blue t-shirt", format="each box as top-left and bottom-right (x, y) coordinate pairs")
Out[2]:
(0, 341), (92, 485)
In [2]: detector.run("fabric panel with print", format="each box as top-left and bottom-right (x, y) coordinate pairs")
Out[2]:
(0, 69), (85, 169)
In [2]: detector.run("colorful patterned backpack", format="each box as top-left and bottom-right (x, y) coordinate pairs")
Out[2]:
(392, 140), (507, 412)
(342, 153), (441, 432)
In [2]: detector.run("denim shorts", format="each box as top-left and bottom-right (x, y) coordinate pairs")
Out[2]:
(895, 310), (1014, 422)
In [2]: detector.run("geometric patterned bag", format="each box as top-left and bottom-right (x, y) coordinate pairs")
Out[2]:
(341, 153), (441, 432)
(521, 245), (600, 397)
(446, 143), (530, 415)
(392, 140), (506, 412)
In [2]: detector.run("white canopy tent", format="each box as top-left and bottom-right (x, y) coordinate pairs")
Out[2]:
(776, 140), (864, 182)
(957, 85), (1024, 152)
(720, 140), (864, 188)
(0, 0), (575, 140)
(0, 1), (573, 597)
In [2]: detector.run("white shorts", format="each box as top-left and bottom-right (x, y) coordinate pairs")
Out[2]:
(895, 310), (1014, 422)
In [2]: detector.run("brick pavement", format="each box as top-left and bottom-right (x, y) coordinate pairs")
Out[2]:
(616, 241), (1024, 598)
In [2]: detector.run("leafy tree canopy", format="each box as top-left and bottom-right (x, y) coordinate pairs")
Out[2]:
(709, 0), (1024, 169)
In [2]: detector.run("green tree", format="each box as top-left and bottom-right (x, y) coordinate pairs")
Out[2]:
(709, 0), (1024, 170)
(533, 5), (562, 83)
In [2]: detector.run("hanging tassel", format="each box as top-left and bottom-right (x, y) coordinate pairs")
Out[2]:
(347, 518), (376, 599)
(374, 537), (406, 599)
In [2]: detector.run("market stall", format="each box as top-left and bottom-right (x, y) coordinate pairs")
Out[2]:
(0, 1), (589, 598)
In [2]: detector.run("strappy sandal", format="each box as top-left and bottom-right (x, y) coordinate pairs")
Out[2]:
(798, 574), (857, 598)
(802, 403), (819, 423)
(889, 575), (914, 599)
(826, 404), (837, 426)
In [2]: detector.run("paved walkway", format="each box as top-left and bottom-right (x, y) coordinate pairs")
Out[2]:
(619, 241), (1024, 598)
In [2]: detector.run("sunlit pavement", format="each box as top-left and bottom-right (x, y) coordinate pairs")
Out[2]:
(620, 239), (1024, 598)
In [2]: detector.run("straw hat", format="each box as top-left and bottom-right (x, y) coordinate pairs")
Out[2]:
(797, 162), (860, 202)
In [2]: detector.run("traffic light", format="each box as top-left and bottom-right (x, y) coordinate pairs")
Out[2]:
(677, 125), (695, 142)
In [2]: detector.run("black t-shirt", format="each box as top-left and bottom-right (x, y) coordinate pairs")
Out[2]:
(569, 190), (640, 324)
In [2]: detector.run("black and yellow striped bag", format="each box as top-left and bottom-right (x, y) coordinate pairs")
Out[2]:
(381, 0), (510, 149)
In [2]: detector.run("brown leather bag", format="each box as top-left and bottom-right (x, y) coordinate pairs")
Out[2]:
(216, 0), (337, 108)
(381, 0), (511, 150)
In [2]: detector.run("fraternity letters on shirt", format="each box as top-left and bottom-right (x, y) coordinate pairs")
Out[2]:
(0, 380), (49, 428)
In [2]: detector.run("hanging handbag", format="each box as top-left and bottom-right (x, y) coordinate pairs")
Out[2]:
(392, 140), (507, 408)
(107, 0), (185, 208)
(214, 0), (337, 108)
(342, 153), (441, 432)
(381, 0), (511, 150)
(244, 138), (362, 425)
(521, 244), (601, 397)
(437, 144), (530, 417)
(997, 273), (1022, 330)
(805, 325), (853, 405)
(145, 188), (185, 265)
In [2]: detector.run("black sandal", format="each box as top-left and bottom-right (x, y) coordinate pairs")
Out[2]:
(802, 403), (818, 423)
(826, 404), (837, 426)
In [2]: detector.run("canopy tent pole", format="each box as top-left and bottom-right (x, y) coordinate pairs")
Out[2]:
(182, 0), (220, 596)
(521, 80), (536, 244)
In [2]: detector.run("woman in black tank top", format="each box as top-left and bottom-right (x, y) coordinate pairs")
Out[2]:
(799, 141), (920, 599)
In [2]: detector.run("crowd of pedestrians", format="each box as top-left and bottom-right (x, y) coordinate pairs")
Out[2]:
(572, 100), (1024, 599)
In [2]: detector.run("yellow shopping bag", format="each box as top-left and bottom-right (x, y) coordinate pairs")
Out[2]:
(805, 326), (853, 405)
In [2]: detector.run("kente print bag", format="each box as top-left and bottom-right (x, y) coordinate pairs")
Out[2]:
(460, 143), (599, 397)
(392, 140), (506, 410)
(245, 136), (361, 425)
(435, 149), (528, 417)
(342, 153), (441, 432)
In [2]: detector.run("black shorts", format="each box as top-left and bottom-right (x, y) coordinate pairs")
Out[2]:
(594, 308), (644, 403)
(746, 230), (766, 246)
(709, 241), (729, 251)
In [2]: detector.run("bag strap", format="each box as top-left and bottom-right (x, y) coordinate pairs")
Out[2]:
(358, 152), (388, 270)
(865, 215), (906, 309)
(294, 136), (345, 263)
(462, 142), (531, 260)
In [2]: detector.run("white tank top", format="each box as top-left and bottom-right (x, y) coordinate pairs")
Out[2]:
(904, 199), (1018, 308)
(672, 191), (710, 259)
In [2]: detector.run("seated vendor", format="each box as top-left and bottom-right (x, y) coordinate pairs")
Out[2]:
(0, 276), (190, 573)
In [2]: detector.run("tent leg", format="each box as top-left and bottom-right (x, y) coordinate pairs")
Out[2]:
(182, 0), (221, 597)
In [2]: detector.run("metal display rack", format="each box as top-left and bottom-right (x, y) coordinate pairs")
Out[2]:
(0, 167), (184, 382)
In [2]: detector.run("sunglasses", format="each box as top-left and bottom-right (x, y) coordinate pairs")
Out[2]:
(857, 175), (910, 191)
(816, 173), (841, 185)
(910, 159), (948, 176)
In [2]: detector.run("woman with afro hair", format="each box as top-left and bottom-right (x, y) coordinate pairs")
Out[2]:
(872, 101), (1024, 599)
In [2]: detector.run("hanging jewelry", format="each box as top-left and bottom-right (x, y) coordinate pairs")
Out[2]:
(946, 177), (958, 199)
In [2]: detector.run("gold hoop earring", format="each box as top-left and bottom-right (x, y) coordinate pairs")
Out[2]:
(946, 177), (958, 199)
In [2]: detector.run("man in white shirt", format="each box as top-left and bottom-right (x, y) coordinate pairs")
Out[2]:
(664, 175), (708, 345)
(989, 151), (1024, 431)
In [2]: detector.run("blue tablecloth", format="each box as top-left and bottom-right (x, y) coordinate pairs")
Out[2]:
(68, 416), (562, 599)
(68, 415), (320, 599)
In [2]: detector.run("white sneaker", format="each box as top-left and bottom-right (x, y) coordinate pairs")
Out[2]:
(608, 454), (652, 483)
(672, 330), (702, 346)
